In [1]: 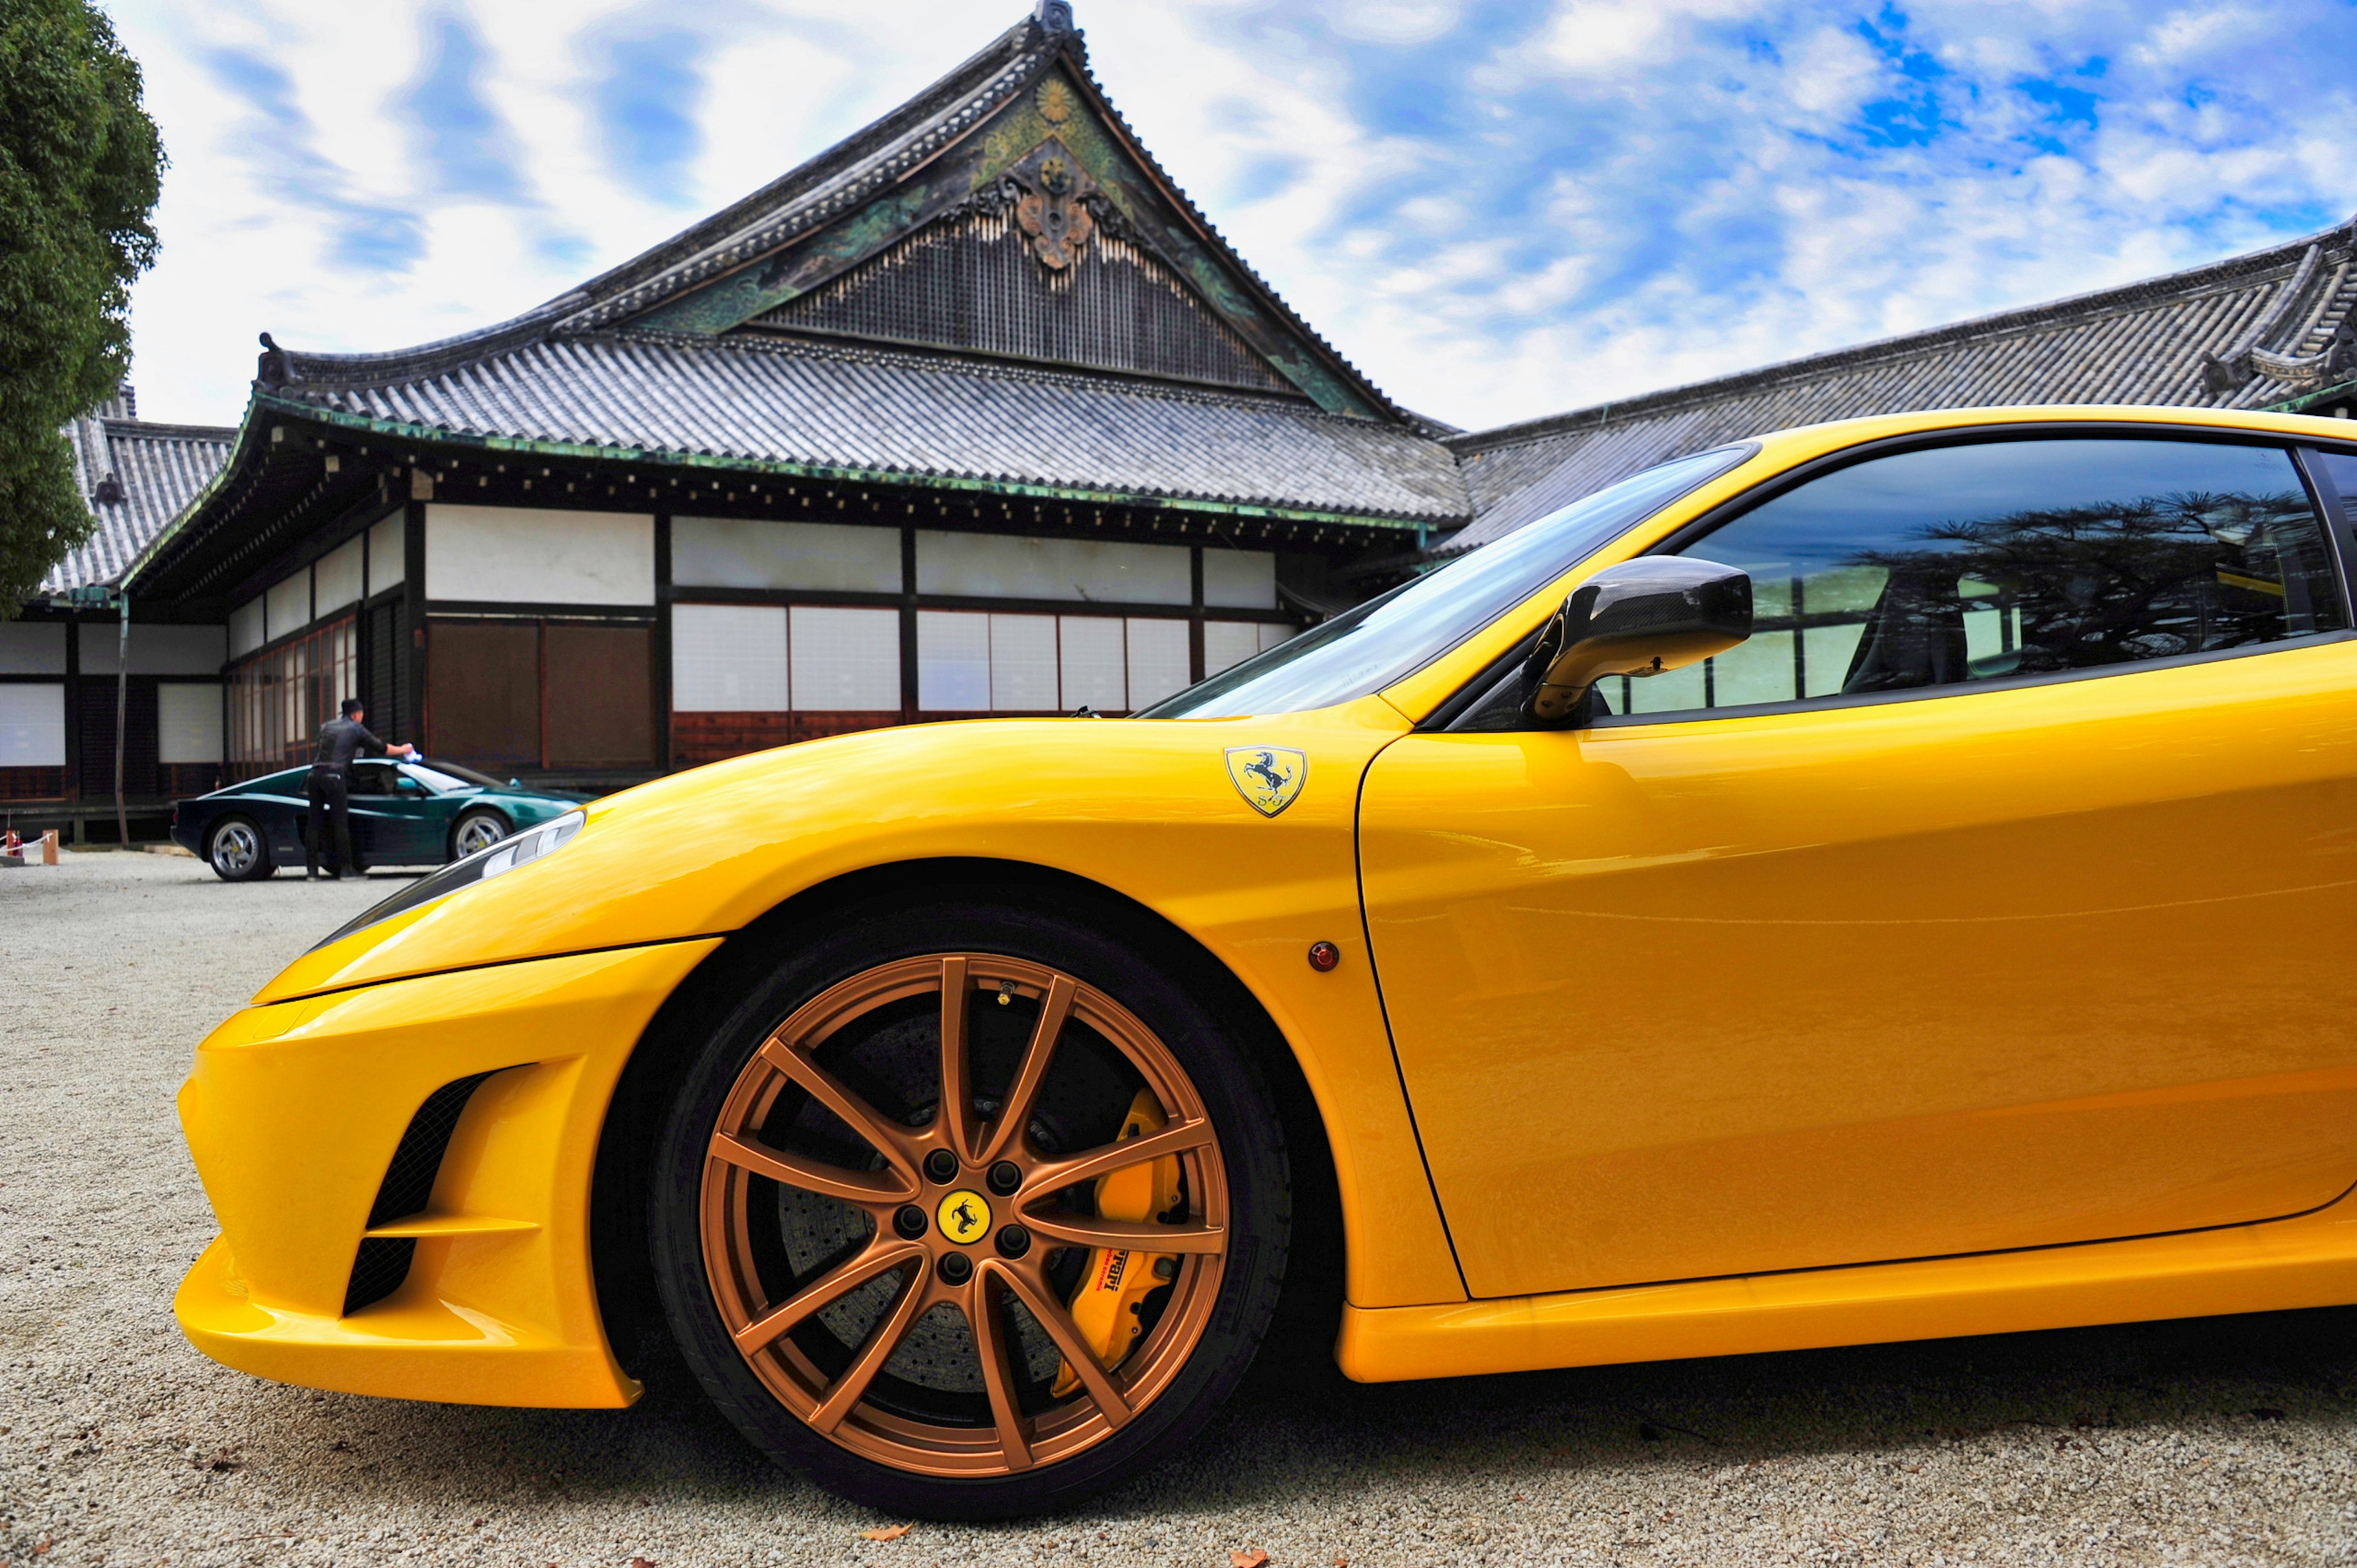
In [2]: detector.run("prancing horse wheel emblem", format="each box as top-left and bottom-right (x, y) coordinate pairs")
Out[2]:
(937, 1189), (991, 1245)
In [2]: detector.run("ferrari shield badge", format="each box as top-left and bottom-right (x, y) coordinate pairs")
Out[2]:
(1225, 746), (1307, 817)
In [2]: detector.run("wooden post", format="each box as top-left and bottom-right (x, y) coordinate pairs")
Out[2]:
(113, 595), (129, 846)
(403, 495), (428, 752)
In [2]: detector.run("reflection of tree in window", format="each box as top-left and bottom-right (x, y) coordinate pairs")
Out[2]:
(1840, 488), (2335, 692)
(1630, 438), (2348, 717)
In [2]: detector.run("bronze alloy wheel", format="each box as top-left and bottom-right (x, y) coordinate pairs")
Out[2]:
(696, 952), (1232, 1479)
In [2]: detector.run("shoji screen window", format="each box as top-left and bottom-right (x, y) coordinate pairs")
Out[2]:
(791, 607), (900, 712)
(918, 612), (1197, 714)
(673, 604), (789, 713)
(1203, 620), (1292, 677)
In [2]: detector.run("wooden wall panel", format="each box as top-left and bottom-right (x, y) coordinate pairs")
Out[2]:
(428, 621), (540, 765)
(0, 767), (66, 801)
(544, 624), (655, 767)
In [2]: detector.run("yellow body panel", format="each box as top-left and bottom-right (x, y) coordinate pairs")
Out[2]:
(177, 941), (716, 1406)
(1363, 638), (2357, 1296)
(174, 404), (2357, 1410)
(1337, 1187), (2357, 1382)
(200, 697), (1463, 1335)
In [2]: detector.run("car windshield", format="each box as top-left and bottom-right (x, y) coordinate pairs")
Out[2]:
(404, 760), (507, 792)
(1142, 444), (1757, 719)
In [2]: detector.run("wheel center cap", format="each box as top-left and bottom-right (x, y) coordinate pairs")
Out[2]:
(935, 1189), (992, 1246)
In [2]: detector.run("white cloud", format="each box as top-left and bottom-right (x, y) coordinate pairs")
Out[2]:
(95, 0), (2357, 438)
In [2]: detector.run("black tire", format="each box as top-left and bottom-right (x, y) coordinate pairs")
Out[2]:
(448, 807), (509, 862)
(206, 816), (274, 881)
(647, 887), (1291, 1520)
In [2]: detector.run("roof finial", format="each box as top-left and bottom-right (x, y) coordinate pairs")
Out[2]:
(256, 331), (292, 389)
(1034, 0), (1074, 36)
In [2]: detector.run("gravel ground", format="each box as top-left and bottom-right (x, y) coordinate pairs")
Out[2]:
(4, 849), (2356, 1567)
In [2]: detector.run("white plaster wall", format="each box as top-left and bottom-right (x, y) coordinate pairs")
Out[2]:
(425, 505), (654, 605)
(80, 624), (227, 675)
(315, 535), (365, 616)
(1203, 550), (1277, 609)
(916, 532), (1191, 605)
(0, 624), (66, 674)
(265, 571), (311, 640)
(368, 514), (404, 593)
(673, 517), (900, 593)
(230, 599), (265, 657)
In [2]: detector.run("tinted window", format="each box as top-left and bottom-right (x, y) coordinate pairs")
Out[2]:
(1144, 445), (1755, 719)
(1610, 438), (2345, 717)
(2318, 450), (2357, 511)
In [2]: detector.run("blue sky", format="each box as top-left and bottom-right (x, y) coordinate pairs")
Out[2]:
(108, 0), (2357, 431)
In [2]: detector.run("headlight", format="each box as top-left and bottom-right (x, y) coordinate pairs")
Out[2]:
(314, 809), (586, 950)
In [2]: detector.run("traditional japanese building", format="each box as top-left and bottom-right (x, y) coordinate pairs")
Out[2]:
(5, 1), (2354, 836)
(1443, 217), (2357, 556)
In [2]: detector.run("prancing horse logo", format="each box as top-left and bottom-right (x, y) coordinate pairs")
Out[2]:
(937, 1188), (992, 1244)
(1225, 746), (1307, 817)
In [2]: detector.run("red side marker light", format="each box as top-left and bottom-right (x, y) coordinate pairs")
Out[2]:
(1307, 941), (1341, 972)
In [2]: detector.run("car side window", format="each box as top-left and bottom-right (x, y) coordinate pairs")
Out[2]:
(1606, 437), (2347, 717)
(349, 763), (395, 796)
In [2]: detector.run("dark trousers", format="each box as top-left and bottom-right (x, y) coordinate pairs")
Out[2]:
(304, 769), (362, 876)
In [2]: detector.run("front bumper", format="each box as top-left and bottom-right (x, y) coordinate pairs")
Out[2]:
(175, 938), (718, 1407)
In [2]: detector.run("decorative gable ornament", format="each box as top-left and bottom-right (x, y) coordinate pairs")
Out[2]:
(1016, 149), (1096, 271)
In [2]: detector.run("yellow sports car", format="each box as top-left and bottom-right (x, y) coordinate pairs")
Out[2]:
(178, 404), (2357, 1518)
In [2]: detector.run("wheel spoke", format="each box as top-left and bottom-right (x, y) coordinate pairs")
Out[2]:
(988, 1260), (1131, 1429)
(964, 1276), (1035, 1470)
(809, 1259), (932, 1433)
(710, 1132), (913, 1205)
(757, 1037), (921, 1189)
(978, 973), (1076, 1167)
(1019, 1213), (1226, 1254)
(938, 956), (977, 1160)
(733, 1237), (923, 1354)
(1023, 1118), (1214, 1197)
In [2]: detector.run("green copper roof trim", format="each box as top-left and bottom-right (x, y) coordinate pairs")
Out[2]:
(248, 395), (1431, 530)
(2267, 378), (2357, 416)
(630, 67), (1379, 420)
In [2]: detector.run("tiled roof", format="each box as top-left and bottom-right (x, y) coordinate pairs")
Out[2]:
(52, 392), (235, 590)
(271, 331), (1468, 523)
(1446, 218), (2357, 553)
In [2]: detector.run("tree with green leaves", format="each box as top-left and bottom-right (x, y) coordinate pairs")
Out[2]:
(0, 0), (162, 616)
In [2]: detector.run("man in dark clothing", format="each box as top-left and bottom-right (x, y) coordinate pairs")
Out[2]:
(307, 698), (419, 879)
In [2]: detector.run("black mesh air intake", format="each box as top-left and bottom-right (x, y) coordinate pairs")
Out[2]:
(343, 1072), (495, 1315)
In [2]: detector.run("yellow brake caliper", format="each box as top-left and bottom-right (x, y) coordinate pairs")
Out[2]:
(1053, 1088), (1183, 1396)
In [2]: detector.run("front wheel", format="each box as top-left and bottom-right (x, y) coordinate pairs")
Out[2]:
(206, 816), (273, 881)
(449, 808), (509, 860)
(648, 895), (1290, 1519)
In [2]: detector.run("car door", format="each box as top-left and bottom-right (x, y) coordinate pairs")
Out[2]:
(1361, 432), (2357, 1300)
(375, 765), (448, 863)
(343, 762), (407, 862)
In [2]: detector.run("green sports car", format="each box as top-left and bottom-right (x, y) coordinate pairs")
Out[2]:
(171, 758), (587, 881)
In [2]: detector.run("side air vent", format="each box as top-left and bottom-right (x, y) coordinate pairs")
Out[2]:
(343, 1072), (495, 1315)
